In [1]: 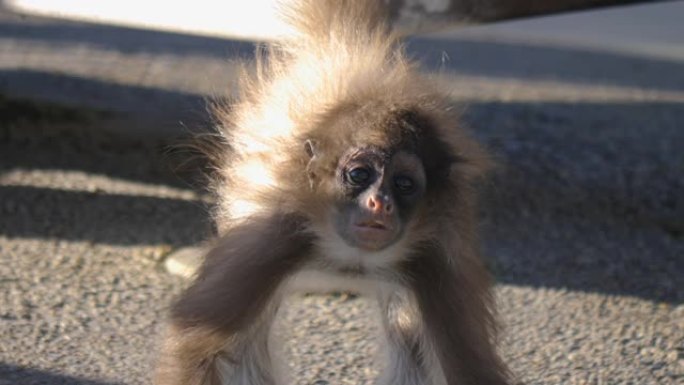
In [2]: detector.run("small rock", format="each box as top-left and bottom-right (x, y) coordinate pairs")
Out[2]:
(164, 246), (203, 278)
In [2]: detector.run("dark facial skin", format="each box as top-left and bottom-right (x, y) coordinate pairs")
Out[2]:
(333, 147), (426, 251)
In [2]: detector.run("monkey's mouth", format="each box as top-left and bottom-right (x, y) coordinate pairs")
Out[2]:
(356, 220), (388, 230)
(343, 218), (399, 251)
(351, 222), (397, 252)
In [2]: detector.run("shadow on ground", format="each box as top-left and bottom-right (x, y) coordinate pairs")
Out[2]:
(0, 69), (207, 125)
(467, 100), (683, 304)
(0, 185), (209, 246)
(0, 92), (204, 186)
(0, 363), (118, 385)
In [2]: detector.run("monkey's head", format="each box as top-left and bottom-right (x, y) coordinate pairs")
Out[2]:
(302, 103), (462, 256)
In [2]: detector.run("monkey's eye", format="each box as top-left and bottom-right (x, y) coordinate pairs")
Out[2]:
(394, 176), (415, 193)
(347, 167), (372, 185)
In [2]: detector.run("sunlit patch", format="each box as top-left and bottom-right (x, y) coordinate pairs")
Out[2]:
(234, 160), (276, 189)
(228, 199), (262, 219)
(0, 168), (199, 200)
(10, 0), (295, 41)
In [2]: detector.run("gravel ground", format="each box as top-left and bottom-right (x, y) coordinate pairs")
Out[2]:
(1, 9), (683, 385)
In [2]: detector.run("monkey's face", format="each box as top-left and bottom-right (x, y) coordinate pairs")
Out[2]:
(331, 147), (426, 251)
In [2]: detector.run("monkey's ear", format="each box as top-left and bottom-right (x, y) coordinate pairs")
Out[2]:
(304, 139), (320, 189)
(304, 139), (318, 159)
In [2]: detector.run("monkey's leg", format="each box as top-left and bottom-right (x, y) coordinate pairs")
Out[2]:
(155, 213), (315, 385)
(399, 242), (510, 385)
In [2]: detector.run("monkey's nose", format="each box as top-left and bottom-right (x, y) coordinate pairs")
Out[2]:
(367, 195), (393, 214)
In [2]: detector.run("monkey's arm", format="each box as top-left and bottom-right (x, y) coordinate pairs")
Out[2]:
(401, 242), (510, 385)
(155, 213), (315, 385)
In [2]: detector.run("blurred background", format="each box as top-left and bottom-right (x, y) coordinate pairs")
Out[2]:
(0, 1), (682, 384)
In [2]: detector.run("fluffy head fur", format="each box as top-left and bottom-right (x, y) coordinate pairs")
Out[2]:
(208, 0), (490, 240)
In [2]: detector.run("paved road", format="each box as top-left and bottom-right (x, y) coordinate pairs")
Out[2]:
(1, 6), (683, 385)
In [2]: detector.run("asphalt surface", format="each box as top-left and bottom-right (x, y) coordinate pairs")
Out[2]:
(1, 7), (683, 385)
